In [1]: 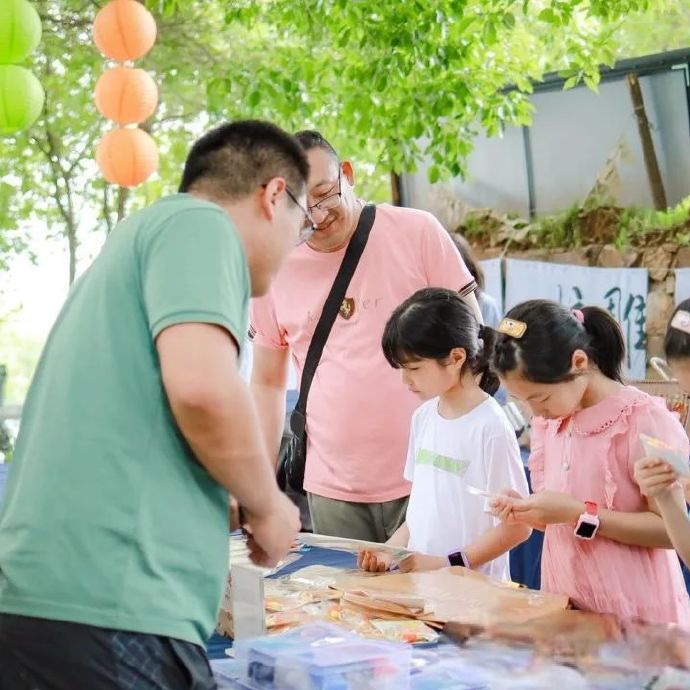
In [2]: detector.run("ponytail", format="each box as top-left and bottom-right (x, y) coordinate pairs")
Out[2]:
(492, 299), (625, 384)
(580, 306), (624, 382)
(476, 325), (500, 395)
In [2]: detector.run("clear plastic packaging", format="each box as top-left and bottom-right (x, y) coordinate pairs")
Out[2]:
(234, 623), (410, 690)
(370, 619), (439, 645)
(273, 638), (411, 690)
(235, 623), (358, 688)
(489, 663), (589, 689)
(410, 661), (491, 689)
(211, 658), (254, 689)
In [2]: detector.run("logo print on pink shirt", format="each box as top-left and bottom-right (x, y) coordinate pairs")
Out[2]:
(339, 298), (355, 320)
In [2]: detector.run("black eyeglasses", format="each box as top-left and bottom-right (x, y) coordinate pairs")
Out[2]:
(285, 187), (317, 244)
(307, 168), (342, 214)
(262, 183), (317, 245)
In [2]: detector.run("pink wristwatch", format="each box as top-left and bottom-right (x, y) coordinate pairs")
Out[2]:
(574, 501), (599, 540)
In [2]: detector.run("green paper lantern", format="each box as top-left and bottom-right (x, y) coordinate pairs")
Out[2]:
(0, 65), (44, 136)
(0, 0), (42, 64)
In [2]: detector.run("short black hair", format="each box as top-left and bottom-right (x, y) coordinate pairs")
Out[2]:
(294, 130), (339, 160)
(179, 120), (309, 199)
(664, 298), (690, 361)
(492, 300), (625, 384)
(382, 288), (499, 396)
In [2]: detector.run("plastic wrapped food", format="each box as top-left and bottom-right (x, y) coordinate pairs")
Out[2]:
(370, 620), (440, 645)
(264, 579), (339, 613)
(288, 565), (361, 590)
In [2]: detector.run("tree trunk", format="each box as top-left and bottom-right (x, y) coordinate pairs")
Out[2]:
(61, 164), (79, 285)
(103, 185), (114, 234)
(116, 186), (130, 222)
(626, 72), (667, 211)
(67, 219), (78, 286)
(390, 172), (402, 206)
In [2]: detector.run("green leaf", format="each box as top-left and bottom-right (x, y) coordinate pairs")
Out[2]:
(538, 8), (557, 23)
(583, 73), (600, 92)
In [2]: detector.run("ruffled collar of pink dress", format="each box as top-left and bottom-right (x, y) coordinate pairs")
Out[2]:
(551, 385), (655, 437)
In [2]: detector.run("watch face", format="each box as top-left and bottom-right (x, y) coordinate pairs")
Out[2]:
(576, 520), (597, 539)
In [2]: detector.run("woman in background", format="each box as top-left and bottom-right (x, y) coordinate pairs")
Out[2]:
(452, 234), (501, 328)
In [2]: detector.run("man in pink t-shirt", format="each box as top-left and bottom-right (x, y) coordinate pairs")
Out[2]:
(250, 131), (480, 541)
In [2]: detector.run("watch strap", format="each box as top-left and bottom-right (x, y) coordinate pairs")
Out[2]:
(448, 550), (469, 568)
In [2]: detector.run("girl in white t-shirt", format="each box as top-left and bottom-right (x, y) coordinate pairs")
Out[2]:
(358, 288), (530, 579)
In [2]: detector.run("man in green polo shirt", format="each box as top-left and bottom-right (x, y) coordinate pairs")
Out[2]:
(0, 120), (308, 689)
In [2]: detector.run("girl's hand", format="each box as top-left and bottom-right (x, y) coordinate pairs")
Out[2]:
(398, 553), (449, 573)
(488, 489), (523, 523)
(508, 491), (585, 526)
(634, 457), (679, 498)
(358, 550), (392, 573)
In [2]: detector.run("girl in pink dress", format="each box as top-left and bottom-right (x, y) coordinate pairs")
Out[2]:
(490, 300), (690, 627)
(635, 298), (690, 572)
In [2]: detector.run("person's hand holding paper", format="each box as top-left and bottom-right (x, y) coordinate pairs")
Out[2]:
(635, 434), (690, 499)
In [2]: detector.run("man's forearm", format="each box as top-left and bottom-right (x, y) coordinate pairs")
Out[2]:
(170, 379), (279, 516)
(251, 382), (287, 468)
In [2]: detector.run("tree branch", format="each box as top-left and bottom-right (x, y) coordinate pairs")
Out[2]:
(66, 128), (101, 177)
(116, 186), (130, 222)
(102, 185), (114, 234)
(38, 53), (79, 284)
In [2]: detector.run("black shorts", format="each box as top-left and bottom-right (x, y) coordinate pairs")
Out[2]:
(0, 613), (217, 690)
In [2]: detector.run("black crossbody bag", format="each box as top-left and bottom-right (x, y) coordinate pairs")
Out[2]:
(280, 204), (376, 495)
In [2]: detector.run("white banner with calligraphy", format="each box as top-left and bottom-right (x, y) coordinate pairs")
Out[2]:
(675, 268), (690, 306)
(479, 258), (503, 315)
(505, 259), (648, 379)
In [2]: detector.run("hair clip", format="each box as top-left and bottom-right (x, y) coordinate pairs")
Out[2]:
(572, 309), (584, 323)
(671, 310), (690, 336)
(498, 318), (527, 339)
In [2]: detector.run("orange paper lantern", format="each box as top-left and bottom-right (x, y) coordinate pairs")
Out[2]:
(95, 66), (158, 125)
(96, 127), (159, 187)
(93, 0), (157, 62)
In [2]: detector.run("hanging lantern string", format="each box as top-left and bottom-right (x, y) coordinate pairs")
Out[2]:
(93, 0), (159, 188)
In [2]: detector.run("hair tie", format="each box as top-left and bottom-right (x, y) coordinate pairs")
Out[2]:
(572, 309), (584, 324)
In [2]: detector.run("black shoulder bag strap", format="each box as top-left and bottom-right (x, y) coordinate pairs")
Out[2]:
(283, 203), (376, 494)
